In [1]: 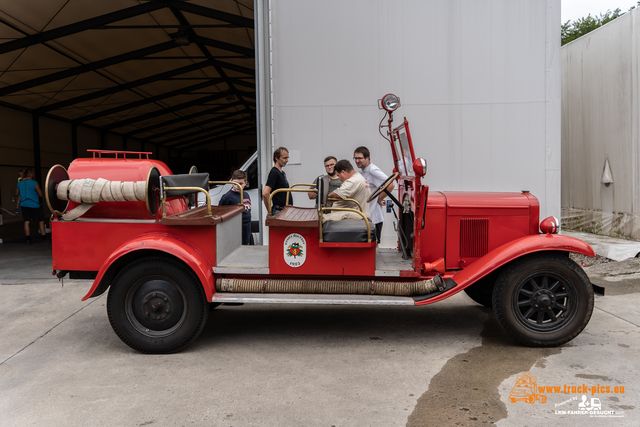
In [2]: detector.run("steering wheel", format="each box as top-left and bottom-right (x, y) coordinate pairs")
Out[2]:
(367, 172), (399, 203)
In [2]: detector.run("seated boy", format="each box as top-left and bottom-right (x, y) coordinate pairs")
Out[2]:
(219, 170), (252, 245)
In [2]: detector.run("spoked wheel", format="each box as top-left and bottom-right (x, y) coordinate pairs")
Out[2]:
(492, 254), (594, 347)
(107, 258), (208, 354)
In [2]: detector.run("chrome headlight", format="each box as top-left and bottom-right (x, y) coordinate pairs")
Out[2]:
(379, 93), (401, 112)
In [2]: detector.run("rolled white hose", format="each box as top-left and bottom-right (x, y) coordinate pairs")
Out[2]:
(55, 178), (147, 220)
(56, 178), (147, 203)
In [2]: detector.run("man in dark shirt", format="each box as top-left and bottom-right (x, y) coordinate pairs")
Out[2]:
(308, 156), (342, 207)
(262, 147), (292, 216)
(219, 170), (252, 245)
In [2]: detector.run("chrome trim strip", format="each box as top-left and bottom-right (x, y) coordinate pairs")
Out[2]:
(211, 293), (415, 305)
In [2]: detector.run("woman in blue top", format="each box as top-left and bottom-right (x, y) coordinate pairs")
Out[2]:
(15, 169), (46, 243)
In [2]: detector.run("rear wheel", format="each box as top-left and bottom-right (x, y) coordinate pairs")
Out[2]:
(492, 253), (594, 347)
(107, 258), (208, 354)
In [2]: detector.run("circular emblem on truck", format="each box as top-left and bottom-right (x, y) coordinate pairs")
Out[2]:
(283, 233), (306, 268)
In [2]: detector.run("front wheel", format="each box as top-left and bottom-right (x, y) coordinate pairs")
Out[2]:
(492, 253), (594, 347)
(463, 272), (498, 308)
(107, 257), (208, 354)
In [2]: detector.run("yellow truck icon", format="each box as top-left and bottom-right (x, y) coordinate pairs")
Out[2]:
(509, 372), (547, 404)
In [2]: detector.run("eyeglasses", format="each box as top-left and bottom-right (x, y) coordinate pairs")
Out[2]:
(325, 164), (336, 168)
(353, 156), (365, 161)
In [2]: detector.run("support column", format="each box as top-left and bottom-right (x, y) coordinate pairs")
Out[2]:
(71, 123), (78, 159)
(32, 114), (42, 183)
(99, 130), (106, 150)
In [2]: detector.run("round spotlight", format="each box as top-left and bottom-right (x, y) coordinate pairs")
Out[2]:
(379, 93), (401, 112)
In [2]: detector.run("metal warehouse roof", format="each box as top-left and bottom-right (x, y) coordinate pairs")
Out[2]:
(0, 0), (256, 152)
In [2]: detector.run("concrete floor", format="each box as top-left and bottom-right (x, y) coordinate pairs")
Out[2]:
(0, 241), (638, 426)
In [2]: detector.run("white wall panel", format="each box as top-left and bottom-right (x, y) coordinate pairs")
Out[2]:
(262, 0), (560, 242)
(562, 9), (640, 238)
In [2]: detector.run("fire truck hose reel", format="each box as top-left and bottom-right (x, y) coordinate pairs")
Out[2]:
(215, 277), (443, 297)
(56, 178), (147, 220)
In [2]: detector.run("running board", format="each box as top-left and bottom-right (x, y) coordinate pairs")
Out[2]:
(211, 293), (416, 306)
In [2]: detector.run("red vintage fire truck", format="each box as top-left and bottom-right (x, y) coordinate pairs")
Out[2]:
(46, 94), (599, 354)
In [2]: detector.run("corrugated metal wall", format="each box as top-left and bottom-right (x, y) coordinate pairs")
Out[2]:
(561, 8), (640, 239)
(257, 0), (561, 244)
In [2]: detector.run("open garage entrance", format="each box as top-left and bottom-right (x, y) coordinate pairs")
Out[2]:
(0, 0), (257, 241)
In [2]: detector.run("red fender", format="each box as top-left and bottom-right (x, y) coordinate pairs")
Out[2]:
(82, 234), (215, 302)
(415, 234), (595, 305)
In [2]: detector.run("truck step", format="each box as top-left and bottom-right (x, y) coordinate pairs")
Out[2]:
(211, 293), (415, 305)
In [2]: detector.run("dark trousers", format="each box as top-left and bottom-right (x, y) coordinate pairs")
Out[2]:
(242, 221), (252, 245)
(374, 222), (383, 244)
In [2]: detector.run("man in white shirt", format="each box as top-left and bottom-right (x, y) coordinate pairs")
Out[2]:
(323, 159), (371, 223)
(354, 146), (395, 244)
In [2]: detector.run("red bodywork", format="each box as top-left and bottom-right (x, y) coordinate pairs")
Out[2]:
(52, 121), (594, 306)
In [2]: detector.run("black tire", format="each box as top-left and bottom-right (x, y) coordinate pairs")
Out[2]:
(492, 253), (594, 347)
(107, 257), (208, 354)
(463, 272), (498, 308)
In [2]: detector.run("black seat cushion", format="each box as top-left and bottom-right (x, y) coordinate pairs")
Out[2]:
(316, 174), (330, 211)
(322, 219), (374, 243)
(161, 173), (209, 198)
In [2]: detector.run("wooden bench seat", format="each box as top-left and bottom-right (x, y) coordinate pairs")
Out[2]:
(160, 204), (244, 226)
(265, 206), (318, 227)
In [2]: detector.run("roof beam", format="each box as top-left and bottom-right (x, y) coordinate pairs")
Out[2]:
(0, 41), (177, 96)
(206, 59), (255, 76)
(172, 2), (254, 28)
(157, 116), (252, 145)
(191, 35), (254, 57)
(101, 90), (232, 130)
(149, 109), (249, 141)
(0, 0), (167, 55)
(77, 78), (226, 123)
(37, 59), (217, 113)
(175, 125), (256, 150)
(125, 101), (243, 136)
(167, 119), (251, 148)
(168, 8), (255, 119)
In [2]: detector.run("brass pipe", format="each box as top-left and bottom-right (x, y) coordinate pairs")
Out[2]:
(162, 186), (212, 218)
(267, 187), (316, 215)
(286, 183), (316, 205)
(319, 207), (371, 243)
(327, 197), (363, 212)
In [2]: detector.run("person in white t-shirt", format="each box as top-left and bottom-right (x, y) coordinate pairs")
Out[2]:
(323, 159), (371, 223)
(353, 146), (395, 244)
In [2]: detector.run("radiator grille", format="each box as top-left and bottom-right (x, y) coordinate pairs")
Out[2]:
(460, 218), (489, 258)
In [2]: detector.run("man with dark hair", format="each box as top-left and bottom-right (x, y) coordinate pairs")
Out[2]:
(220, 170), (252, 245)
(322, 160), (371, 223)
(308, 155), (342, 207)
(262, 147), (292, 216)
(354, 146), (394, 244)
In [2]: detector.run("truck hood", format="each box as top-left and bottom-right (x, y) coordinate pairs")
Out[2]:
(428, 191), (539, 217)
